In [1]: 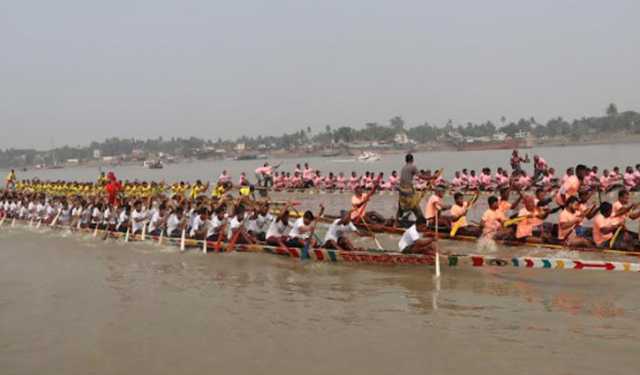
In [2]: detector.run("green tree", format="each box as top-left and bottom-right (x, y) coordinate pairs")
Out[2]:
(606, 103), (618, 117)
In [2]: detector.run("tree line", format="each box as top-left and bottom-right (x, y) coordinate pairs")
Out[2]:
(1, 103), (638, 168)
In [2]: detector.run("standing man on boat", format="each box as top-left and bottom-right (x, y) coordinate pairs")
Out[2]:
(5, 169), (17, 190)
(396, 154), (425, 225)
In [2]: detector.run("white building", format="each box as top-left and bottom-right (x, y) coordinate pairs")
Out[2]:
(394, 132), (410, 145)
(93, 149), (101, 159)
(235, 143), (246, 152)
(492, 132), (507, 141)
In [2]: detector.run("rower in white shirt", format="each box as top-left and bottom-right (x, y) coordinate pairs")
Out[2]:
(398, 217), (438, 254)
(130, 201), (148, 235)
(246, 203), (274, 242)
(287, 205), (324, 248)
(227, 205), (255, 244)
(322, 211), (364, 251)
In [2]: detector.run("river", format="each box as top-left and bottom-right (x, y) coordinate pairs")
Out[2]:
(1, 143), (639, 374)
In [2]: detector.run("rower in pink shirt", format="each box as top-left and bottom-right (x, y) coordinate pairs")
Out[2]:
(238, 172), (248, 186)
(562, 167), (574, 185)
(336, 173), (346, 190)
(348, 172), (359, 191)
(387, 171), (399, 190)
(451, 171), (464, 189)
(218, 170), (231, 184)
(479, 169), (492, 190)
(467, 170), (479, 190)
(623, 166), (636, 190)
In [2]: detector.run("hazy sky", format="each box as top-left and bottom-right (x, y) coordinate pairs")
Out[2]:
(1, 0), (639, 149)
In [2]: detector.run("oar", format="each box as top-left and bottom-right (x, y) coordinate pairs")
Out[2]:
(361, 216), (383, 250)
(503, 216), (527, 227)
(610, 225), (624, 249)
(180, 228), (186, 252)
(0, 215), (5, 228)
(158, 228), (164, 245)
(50, 210), (61, 227)
(93, 223), (99, 237)
(202, 230), (208, 253)
(141, 221), (147, 241)
(214, 220), (228, 253)
(434, 211), (441, 279)
(226, 223), (244, 253)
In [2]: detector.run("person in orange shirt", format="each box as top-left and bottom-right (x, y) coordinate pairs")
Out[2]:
(497, 188), (522, 216)
(424, 188), (450, 227)
(350, 179), (385, 225)
(555, 164), (588, 206)
(611, 190), (640, 226)
(446, 192), (481, 236)
(481, 196), (511, 240)
(557, 196), (592, 247)
(592, 202), (622, 249)
(515, 195), (549, 241)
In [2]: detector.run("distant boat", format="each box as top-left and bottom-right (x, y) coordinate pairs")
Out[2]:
(234, 154), (258, 161)
(143, 160), (163, 169)
(357, 152), (381, 162)
(321, 150), (341, 157)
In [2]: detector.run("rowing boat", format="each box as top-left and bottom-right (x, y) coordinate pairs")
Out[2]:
(3, 218), (640, 273)
(277, 209), (640, 257)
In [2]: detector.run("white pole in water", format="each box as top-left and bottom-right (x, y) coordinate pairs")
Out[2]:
(36, 219), (42, 229)
(29, 218), (33, 227)
(202, 236), (208, 254)
(141, 222), (147, 241)
(180, 229), (186, 252)
(434, 213), (441, 279)
(11, 217), (16, 227)
(93, 224), (99, 237)
(124, 226), (130, 242)
(158, 229), (164, 245)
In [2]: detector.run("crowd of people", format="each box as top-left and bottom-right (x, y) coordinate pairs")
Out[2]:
(3, 150), (640, 253)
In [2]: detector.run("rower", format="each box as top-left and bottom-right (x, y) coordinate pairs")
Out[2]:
(480, 196), (510, 240)
(286, 205), (324, 248)
(514, 195), (550, 241)
(322, 211), (364, 251)
(147, 204), (167, 236)
(116, 205), (131, 233)
(556, 164), (588, 206)
(130, 200), (147, 235)
(351, 183), (384, 225)
(246, 203), (273, 242)
(398, 217), (438, 254)
(189, 207), (210, 239)
(166, 207), (184, 237)
(425, 188), (450, 228)
(497, 188), (522, 216)
(227, 205), (255, 244)
(446, 192), (480, 236)
(593, 202), (624, 249)
(265, 204), (291, 248)
(556, 196), (591, 247)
